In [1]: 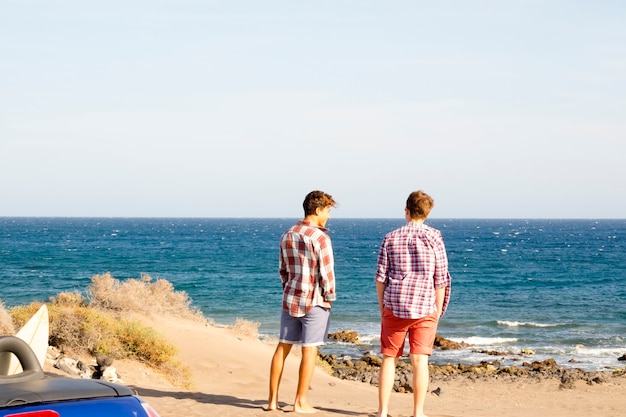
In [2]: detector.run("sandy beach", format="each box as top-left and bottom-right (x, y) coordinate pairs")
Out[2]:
(44, 314), (625, 417)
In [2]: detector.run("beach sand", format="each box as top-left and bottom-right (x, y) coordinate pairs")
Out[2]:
(45, 315), (625, 417)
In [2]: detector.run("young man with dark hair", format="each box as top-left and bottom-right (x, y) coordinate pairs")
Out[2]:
(266, 190), (337, 413)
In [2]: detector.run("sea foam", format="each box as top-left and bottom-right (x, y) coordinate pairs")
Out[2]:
(450, 336), (518, 346)
(497, 320), (559, 328)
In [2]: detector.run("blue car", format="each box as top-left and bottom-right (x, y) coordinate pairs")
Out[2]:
(0, 336), (161, 417)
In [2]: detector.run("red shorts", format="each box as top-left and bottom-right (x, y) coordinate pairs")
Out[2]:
(380, 308), (439, 357)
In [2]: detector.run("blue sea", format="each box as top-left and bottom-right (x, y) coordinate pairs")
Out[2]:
(1, 217), (625, 371)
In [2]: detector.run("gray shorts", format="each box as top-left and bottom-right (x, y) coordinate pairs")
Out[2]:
(279, 306), (331, 347)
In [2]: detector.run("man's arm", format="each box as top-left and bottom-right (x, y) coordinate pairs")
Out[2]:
(376, 281), (386, 316)
(435, 286), (446, 318)
(318, 236), (336, 302)
(374, 239), (389, 316)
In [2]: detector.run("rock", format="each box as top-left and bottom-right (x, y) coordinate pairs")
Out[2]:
(618, 354), (626, 362)
(354, 360), (369, 371)
(318, 353), (338, 367)
(559, 370), (578, 390)
(498, 366), (527, 377)
(101, 366), (122, 383)
(363, 354), (382, 367)
(588, 373), (608, 385)
(431, 364), (461, 376)
(318, 349), (618, 389)
(328, 330), (360, 344)
(76, 360), (91, 372)
(477, 364), (496, 375)
(54, 357), (94, 379)
(96, 354), (114, 368)
(46, 346), (62, 362)
(434, 334), (468, 350)
(431, 387), (442, 396)
(55, 357), (81, 376)
(473, 349), (513, 356)
(525, 358), (558, 372)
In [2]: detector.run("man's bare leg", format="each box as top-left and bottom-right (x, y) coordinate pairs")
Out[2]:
(410, 353), (429, 417)
(266, 342), (292, 411)
(376, 355), (397, 417)
(293, 345), (318, 413)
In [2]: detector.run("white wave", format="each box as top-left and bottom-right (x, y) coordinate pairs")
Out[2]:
(574, 345), (626, 357)
(497, 320), (559, 328)
(357, 334), (378, 344)
(449, 336), (518, 346)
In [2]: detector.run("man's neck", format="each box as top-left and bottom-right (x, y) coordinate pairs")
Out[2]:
(303, 215), (324, 228)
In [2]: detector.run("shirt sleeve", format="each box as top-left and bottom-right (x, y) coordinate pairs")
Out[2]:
(432, 231), (452, 315)
(318, 234), (336, 302)
(278, 232), (290, 289)
(278, 251), (287, 289)
(374, 237), (389, 284)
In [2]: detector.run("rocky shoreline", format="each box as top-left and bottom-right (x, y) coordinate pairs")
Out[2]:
(322, 331), (626, 393)
(48, 328), (625, 395)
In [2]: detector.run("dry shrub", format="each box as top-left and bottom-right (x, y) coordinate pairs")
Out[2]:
(9, 303), (42, 329)
(230, 318), (260, 340)
(87, 273), (204, 321)
(52, 291), (86, 307)
(9, 300), (189, 388)
(8, 274), (203, 388)
(156, 359), (192, 389)
(115, 320), (176, 365)
(0, 300), (16, 335)
(11, 301), (121, 357)
(53, 305), (121, 356)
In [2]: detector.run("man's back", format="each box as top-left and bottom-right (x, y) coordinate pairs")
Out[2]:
(279, 221), (334, 317)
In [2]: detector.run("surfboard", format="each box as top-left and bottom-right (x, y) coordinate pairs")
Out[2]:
(0, 304), (49, 375)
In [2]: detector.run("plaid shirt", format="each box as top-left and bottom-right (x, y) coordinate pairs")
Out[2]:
(279, 220), (336, 317)
(375, 222), (451, 319)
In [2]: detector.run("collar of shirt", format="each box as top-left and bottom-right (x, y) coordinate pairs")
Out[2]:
(405, 221), (425, 228)
(297, 220), (329, 233)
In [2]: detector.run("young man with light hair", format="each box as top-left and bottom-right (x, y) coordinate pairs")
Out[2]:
(375, 190), (452, 417)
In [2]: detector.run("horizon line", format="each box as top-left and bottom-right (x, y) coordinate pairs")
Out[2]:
(1, 216), (624, 221)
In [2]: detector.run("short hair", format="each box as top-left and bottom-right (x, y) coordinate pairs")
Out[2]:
(406, 190), (434, 219)
(303, 190), (336, 216)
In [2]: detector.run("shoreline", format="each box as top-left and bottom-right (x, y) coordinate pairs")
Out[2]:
(319, 331), (626, 393)
(44, 314), (626, 417)
(320, 330), (626, 380)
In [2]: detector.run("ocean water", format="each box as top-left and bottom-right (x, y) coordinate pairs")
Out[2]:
(1, 217), (625, 371)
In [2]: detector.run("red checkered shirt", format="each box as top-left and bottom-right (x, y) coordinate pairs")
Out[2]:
(279, 220), (336, 317)
(375, 222), (451, 319)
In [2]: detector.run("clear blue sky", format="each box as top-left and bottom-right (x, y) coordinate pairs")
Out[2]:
(1, 1), (624, 218)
